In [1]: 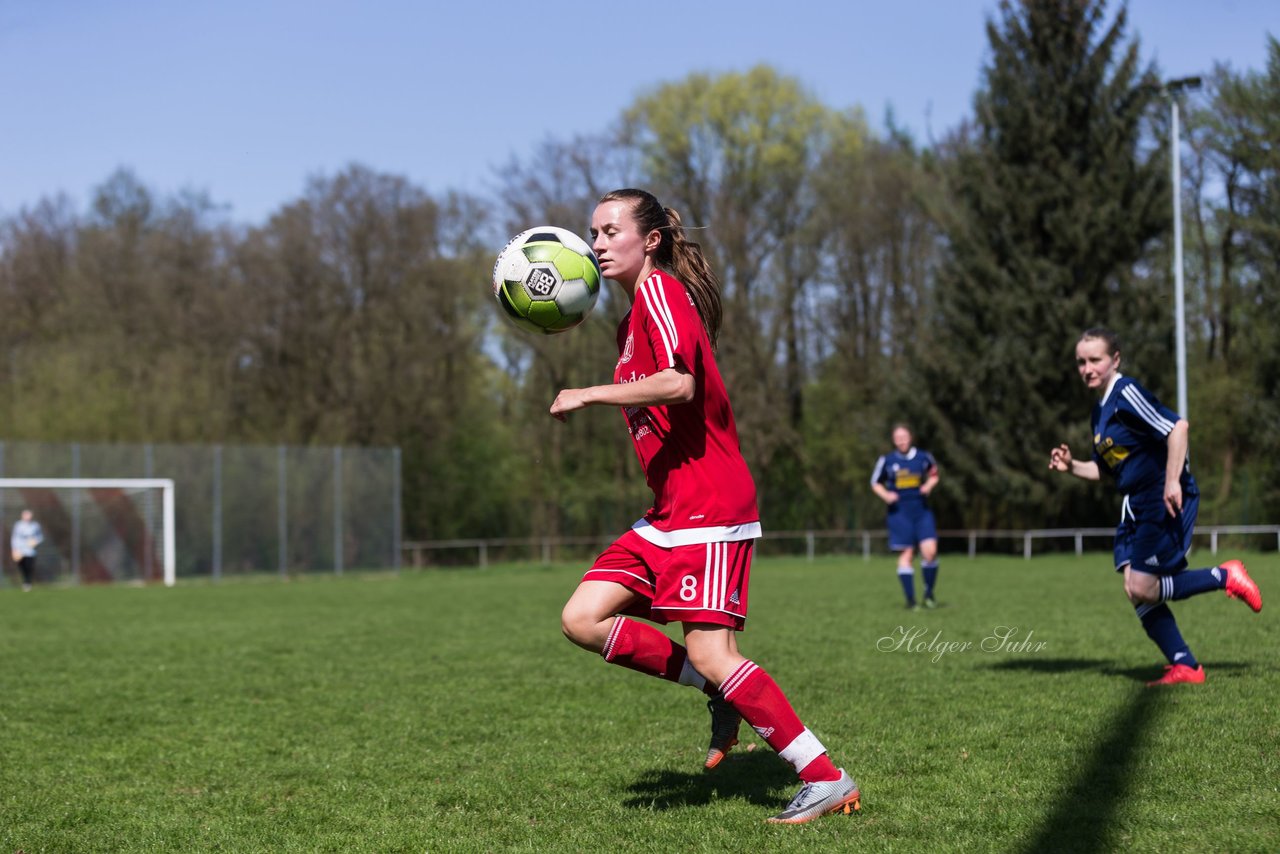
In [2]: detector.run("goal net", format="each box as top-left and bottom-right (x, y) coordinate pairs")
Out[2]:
(0, 478), (176, 587)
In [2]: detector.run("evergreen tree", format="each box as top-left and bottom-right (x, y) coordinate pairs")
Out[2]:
(910, 0), (1169, 528)
(1212, 36), (1280, 518)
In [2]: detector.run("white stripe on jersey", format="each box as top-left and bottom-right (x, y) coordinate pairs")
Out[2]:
(718, 543), (727, 610)
(583, 566), (655, 591)
(719, 543), (729, 610)
(1121, 385), (1175, 435)
(870, 455), (887, 487)
(1120, 494), (1134, 522)
(631, 519), (762, 547)
(703, 544), (714, 610)
(701, 542), (726, 611)
(638, 274), (678, 367)
(645, 274), (679, 349)
(654, 279), (678, 349)
(660, 605), (747, 620)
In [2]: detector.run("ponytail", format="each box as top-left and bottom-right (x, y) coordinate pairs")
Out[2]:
(661, 206), (722, 349)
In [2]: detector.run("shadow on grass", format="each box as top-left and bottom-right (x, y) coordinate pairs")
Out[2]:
(1016, 688), (1166, 854)
(986, 657), (1252, 683)
(623, 750), (795, 810)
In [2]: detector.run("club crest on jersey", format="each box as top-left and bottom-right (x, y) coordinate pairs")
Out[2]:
(1095, 436), (1130, 468)
(618, 332), (635, 366)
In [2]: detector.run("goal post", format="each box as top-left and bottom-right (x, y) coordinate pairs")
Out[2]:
(0, 478), (176, 587)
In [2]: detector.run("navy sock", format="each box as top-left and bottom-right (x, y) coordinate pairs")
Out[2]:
(1161, 567), (1227, 601)
(1137, 603), (1198, 668)
(922, 562), (939, 598)
(897, 569), (915, 604)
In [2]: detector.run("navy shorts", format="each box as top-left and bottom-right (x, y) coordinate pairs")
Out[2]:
(1114, 490), (1199, 575)
(887, 504), (937, 551)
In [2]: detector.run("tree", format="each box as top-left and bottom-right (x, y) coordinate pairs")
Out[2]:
(231, 164), (515, 538)
(914, 0), (1169, 528)
(1184, 37), (1280, 521)
(805, 118), (946, 530)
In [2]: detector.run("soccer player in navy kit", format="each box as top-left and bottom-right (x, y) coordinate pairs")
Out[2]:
(1049, 328), (1262, 686)
(552, 189), (860, 823)
(871, 425), (941, 609)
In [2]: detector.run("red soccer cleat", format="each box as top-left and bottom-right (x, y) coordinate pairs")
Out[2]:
(1146, 663), (1206, 687)
(1221, 559), (1262, 613)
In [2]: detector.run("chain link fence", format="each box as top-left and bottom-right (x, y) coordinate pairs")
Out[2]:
(0, 440), (400, 584)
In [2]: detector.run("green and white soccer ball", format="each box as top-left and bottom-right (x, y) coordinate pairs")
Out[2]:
(492, 226), (602, 334)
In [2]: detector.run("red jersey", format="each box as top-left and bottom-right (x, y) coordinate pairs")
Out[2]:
(614, 271), (761, 547)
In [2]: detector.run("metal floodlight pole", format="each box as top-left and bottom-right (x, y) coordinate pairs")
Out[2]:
(1162, 75), (1201, 420)
(1171, 96), (1187, 418)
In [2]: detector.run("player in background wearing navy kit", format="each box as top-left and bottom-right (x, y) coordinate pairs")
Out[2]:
(871, 425), (941, 609)
(1048, 328), (1262, 686)
(552, 189), (860, 823)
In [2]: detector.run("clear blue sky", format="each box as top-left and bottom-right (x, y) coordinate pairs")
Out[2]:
(2, 0), (1275, 225)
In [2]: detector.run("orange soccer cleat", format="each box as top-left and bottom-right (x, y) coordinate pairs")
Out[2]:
(1221, 559), (1262, 613)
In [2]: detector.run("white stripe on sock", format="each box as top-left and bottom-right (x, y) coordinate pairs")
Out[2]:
(720, 660), (758, 699)
(602, 617), (627, 661)
(677, 657), (707, 690)
(778, 727), (827, 774)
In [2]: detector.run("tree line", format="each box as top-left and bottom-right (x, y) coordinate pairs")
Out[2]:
(2, 1), (1276, 543)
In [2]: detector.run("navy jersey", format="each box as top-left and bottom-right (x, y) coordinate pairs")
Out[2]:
(871, 448), (937, 509)
(1090, 375), (1195, 498)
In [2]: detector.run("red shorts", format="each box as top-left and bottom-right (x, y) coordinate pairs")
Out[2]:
(582, 529), (753, 630)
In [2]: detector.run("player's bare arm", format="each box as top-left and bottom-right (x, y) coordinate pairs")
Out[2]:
(871, 483), (898, 505)
(1163, 420), (1189, 516)
(1048, 443), (1100, 481)
(550, 366), (694, 421)
(920, 469), (939, 497)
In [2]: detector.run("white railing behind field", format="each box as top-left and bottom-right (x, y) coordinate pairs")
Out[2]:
(402, 525), (1280, 568)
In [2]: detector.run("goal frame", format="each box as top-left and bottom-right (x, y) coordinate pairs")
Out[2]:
(0, 478), (176, 587)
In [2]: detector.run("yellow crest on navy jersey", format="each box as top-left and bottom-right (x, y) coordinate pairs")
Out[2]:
(1094, 436), (1130, 469)
(893, 468), (923, 490)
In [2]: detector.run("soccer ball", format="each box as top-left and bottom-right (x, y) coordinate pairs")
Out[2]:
(492, 226), (602, 334)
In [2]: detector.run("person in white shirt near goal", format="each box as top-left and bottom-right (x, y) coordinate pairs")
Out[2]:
(11, 509), (44, 592)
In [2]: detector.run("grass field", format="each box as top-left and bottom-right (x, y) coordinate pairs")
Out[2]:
(1, 552), (1278, 853)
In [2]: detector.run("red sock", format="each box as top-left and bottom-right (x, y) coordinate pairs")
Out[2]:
(602, 617), (707, 690)
(719, 659), (840, 783)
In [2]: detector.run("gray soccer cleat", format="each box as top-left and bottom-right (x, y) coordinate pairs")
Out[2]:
(703, 694), (741, 769)
(766, 769), (861, 824)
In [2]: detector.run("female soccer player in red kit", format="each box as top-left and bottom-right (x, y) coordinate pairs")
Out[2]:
(552, 189), (860, 824)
